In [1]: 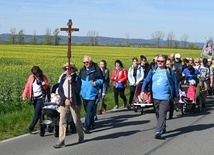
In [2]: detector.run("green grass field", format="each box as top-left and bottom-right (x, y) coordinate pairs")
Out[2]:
(0, 45), (202, 140)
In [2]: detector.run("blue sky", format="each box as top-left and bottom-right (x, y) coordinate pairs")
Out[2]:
(0, 0), (213, 42)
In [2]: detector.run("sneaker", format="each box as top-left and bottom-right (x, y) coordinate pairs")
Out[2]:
(103, 104), (107, 112)
(83, 127), (91, 134)
(26, 127), (32, 134)
(168, 116), (173, 119)
(114, 105), (119, 109)
(53, 140), (65, 149)
(162, 128), (166, 134)
(127, 104), (131, 110)
(78, 136), (84, 143)
(123, 103), (127, 107)
(97, 110), (102, 115)
(90, 122), (96, 129)
(155, 132), (162, 139)
(94, 115), (98, 121)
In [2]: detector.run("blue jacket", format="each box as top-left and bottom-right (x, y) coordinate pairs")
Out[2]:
(78, 62), (104, 100)
(141, 66), (179, 100)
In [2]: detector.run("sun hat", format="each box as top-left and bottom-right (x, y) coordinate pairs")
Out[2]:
(62, 62), (78, 72)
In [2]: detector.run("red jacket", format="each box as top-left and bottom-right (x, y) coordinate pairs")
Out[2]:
(22, 74), (50, 99)
(111, 68), (128, 87)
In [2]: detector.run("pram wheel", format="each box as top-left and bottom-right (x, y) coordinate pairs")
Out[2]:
(133, 106), (138, 112)
(140, 108), (144, 115)
(48, 125), (54, 133)
(54, 126), (59, 137)
(40, 125), (45, 137)
(181, 104), (187, 115)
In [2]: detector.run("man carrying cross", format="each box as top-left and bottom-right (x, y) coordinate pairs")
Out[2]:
(54, 20), (84, 149)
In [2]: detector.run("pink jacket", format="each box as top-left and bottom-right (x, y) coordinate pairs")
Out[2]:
(22, 74), (50, 99)
(187, 85), (196, 101)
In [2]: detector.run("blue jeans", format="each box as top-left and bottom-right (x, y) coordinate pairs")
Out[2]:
(29, 98), (43, 130)
(83, 99), (96, 130)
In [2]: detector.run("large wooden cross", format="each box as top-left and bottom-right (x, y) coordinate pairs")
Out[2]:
(60, 19), (79, 100)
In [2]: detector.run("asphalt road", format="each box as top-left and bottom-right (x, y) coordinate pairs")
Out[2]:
(1, 96), (214, 155)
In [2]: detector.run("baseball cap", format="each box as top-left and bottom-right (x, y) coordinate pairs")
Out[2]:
(175, 53), (181, 58)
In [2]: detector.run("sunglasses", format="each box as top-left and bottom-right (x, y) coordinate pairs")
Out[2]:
(157, 60), (165, 63)
(83, 61), (89, 64)
(64, 67), (69, 71)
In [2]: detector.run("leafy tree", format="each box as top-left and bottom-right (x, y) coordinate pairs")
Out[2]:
(53, 28), (61, 45)
(44, 27), (52, 45)
(9, 27), (17, 44)
(17, 29), (25, 44)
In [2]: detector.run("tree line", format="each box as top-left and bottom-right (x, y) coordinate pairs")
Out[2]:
(1, 27), (61, 45)
(0, 28), (200, 49)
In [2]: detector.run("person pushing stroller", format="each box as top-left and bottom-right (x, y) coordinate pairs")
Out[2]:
(54, 62), (84, 149)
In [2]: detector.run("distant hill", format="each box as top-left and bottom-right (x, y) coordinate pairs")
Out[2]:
(0, 33), (203, 48)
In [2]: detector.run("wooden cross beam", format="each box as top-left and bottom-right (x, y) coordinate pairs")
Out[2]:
(60, 19), (79, 101)
(60, 19), (79, 59)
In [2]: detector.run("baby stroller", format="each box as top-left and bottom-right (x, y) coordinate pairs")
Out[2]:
(133, 83), (153, 115)
(176, 82), (202, 115)
(40, 83), (60, 137)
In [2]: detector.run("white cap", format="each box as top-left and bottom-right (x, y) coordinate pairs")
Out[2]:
(175, 53), (181, 58)
(189, 79), (196, 85)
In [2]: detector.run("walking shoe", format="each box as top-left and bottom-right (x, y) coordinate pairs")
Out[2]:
(168, 116), (173, 119)
(94, 115), (98, 121)
(162, 128), (166, 134)
(97, 110), (102, 115)
(103, 104), (107, 112)
(26, 127), (32, 134)
(114, 105), (119, 109)
(83, 128), (91, 134)
(90, 122), (96, 130)
(127, 104), (131, 110)
(53, 140), (65, 149)
(78, 136), (84, 143)
(155, 132), (162, 139)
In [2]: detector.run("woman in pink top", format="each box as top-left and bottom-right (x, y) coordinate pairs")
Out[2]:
(22, 66), (50, 133)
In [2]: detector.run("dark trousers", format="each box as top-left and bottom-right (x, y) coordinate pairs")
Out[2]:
(129, 85), (136, 105)
(153, 99), (169, 132)
(83, 99), (96, 130)
(29, 98), (43, 130)
(169, 100), (174, 118)
(113, 87), (127, 106)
